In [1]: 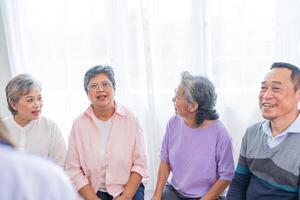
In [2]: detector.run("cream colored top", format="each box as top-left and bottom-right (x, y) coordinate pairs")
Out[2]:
(3, 115), (67, 168)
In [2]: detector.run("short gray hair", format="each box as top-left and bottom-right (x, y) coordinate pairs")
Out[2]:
(5, 74), (42, 115)
(181, 71), (219, 125)
(83, 65), (116, 93)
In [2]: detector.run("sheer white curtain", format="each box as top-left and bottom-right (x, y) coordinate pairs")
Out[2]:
(2, 0), (300, 190)
(206, 0), (300, 160)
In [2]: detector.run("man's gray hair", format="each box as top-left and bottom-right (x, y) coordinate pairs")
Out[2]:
(5, 74), (42, 115)
(181, 71), (219, 125)
(83, 65), (116, 93)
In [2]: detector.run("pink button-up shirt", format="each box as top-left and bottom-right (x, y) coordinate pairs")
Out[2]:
(64, 103), (148, 197)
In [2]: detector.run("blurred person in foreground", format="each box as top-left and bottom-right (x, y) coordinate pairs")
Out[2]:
(0, 117), (77, 200)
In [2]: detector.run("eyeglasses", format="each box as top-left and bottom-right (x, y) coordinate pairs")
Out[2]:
(88, 81), (112, 91)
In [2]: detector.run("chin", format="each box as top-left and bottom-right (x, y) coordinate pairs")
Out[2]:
(261, 113), (275, 120)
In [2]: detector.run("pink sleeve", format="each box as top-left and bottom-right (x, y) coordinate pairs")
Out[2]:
(131, 118), (148, 180)
(64, 122), (89, 191)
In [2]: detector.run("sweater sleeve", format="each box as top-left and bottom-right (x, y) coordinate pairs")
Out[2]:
(226, 133), (251, 200)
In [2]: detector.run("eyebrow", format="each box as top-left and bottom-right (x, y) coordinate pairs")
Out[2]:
(24, 95), (41, 99)
(261, 81), (283, 85)
(89, 80), (110, 84)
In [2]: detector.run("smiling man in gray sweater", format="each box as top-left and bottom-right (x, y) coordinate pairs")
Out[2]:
(227, 62), (300, 200)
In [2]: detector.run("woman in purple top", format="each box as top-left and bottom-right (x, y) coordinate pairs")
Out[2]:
(151, 72), (235, 200)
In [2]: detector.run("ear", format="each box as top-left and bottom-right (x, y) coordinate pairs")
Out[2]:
(188, 102), (198, 113)
(10, 101), (18, 111)
(296, 89), (300, 102)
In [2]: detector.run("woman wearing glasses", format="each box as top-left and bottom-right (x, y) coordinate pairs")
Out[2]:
(3, 74), (67, 167)
(152, 72), (235, 200)
(65, 65), (148, 200)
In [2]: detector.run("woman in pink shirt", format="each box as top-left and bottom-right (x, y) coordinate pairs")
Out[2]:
(65, 65), (148, 200)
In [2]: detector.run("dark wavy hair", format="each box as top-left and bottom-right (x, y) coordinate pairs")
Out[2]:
(181, 71), (219, 125)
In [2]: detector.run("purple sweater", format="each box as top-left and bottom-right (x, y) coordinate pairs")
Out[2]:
(160, 115), (235, 198)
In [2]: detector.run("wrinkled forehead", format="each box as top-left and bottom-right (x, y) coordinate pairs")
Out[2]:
(89, 73), (110, 83)
(21, 87), (41, 96)
(263, 68), (293, 84)
(175, 83), (186, 93)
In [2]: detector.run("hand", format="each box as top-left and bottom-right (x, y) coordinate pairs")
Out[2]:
(114, 194), (131, 200)
(151, 193), (162, 200)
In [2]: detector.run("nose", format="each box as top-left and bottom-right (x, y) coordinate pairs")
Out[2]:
(96, 84), (105, 91)
(33, 99), (41, 108)
(261, 88), (273, 99)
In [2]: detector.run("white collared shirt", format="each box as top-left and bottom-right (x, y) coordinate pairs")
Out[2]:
(262, 113), (300, 148)
(3, 116), (67, 167)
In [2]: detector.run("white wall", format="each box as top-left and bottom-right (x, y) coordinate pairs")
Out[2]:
(0, 7), (12, 118)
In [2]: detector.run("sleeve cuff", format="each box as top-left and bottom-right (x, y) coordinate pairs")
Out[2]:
(131, 165), (148, 179)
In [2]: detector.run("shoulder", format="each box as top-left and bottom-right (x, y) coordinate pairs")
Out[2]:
(37, 116), (62, 134)
(72, 108), (92, 126)
(165, 115), (182, 131)
(244, 121), (264, 139)
(213, 120), (228, 131)
(168, 115), (181, 124)
(38, 116), (59, 128)
(2, 115), (14, 126)
(0, 146), (75, 198)
(211, 120), (233, 141)
(2, 115), (13, 122)
(116, 103), (135, 117)
(115, 103), (139, 123)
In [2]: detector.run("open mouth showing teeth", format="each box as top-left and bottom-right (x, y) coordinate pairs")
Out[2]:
(96, 95), (107, 99)
(262, 103), (275, 108)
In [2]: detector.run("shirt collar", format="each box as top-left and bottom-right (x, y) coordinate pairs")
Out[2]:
(262, 112), (300, 137)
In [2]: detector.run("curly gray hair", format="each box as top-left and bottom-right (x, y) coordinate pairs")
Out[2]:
(181, 71), (219, 125)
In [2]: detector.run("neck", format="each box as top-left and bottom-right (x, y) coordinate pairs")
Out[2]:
(92, 104), (115, 121)
(270, 110), (299, 136)
(183, 113), (198, 128)
(13, 115), (31, 127)
(183, 114), (215, 128)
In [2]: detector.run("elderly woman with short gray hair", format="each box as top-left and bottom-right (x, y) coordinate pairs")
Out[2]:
(3, 74), (67, 167)
(152, 71), (235, 200)
(64, 65), (148, 200)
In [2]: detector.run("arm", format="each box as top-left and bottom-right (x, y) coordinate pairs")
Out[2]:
(65, 122), (95, 199)
(116, 118), (147, 200)
(151, 161), (171, 200)
(49, 122), (67, 168)
(79, 185), (100, 200)
(201, 127), (235, 200)
(226, 161), (251, 199)
(152, 120), (172, 200)
(201, 179), (230, 200)
(226, 131), (251, 200)
(116, 172), (142, 200)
